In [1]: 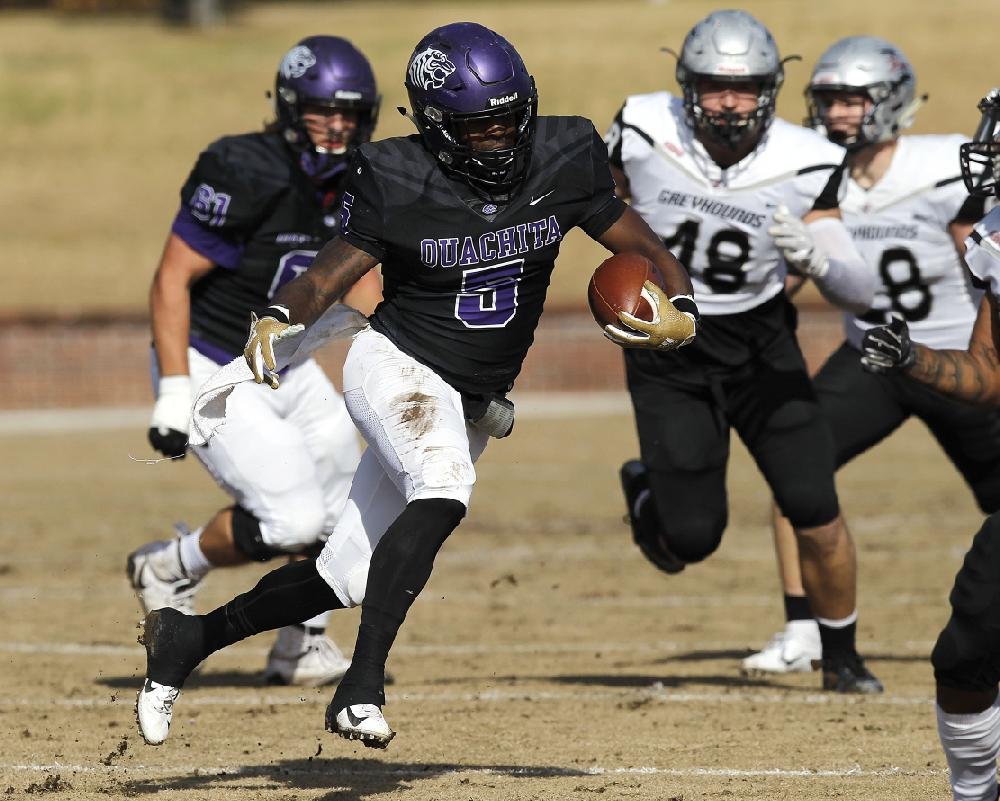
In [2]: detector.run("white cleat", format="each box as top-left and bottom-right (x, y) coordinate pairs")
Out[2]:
(135, 678), (181, 745)
(741, 620), (822, 675)
(264, 625), (351, 687)
(126, 533), (200, 615)
(329, 703), (395, 749)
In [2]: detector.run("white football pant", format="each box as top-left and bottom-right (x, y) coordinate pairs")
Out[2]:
(159, 347), (361, 552)
(316, 327), (489, 606)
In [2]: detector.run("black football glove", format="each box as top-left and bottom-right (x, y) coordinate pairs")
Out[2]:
(148, 375), (191, 459)
(147, 426), (189, 459)
(860, 314), (915, 374)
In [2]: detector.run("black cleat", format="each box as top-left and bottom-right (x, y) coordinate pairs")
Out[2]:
(619, 460), (685, 575)
(822, 652), (884, 694)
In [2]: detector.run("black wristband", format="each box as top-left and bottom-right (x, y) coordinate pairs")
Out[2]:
(670, 295), (700, 322)
(252, 305), (291, 324)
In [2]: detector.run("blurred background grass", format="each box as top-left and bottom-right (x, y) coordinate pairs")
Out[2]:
(1, 0), (991, 314)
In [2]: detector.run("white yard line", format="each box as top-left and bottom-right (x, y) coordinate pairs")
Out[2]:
(0, 637), (936, 658)
(0, 686), (936, 708)
(0, 393), (632, 436)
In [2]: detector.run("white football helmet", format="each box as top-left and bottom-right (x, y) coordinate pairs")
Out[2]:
(671, 10), (787, 150)
(806, 36), (923, 149)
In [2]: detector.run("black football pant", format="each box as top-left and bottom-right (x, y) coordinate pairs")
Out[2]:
(816, 342), (1000, 513)
(624, 295), (840, 564)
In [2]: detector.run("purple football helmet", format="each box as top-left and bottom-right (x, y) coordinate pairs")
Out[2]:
(404, 22), (537, 202)
(274, 35), (380, 180)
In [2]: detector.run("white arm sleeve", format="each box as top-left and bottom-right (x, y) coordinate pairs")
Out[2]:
(806, 216), (876, 315)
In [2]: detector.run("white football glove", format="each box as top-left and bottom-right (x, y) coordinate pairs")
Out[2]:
(603, 282), (698, 351)
(768, 205), (829, 278)
(148, 374), (191, 459)
(243, 309), (304, 389)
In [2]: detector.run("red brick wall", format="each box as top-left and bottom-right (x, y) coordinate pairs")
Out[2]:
(0, 305), (846, 410)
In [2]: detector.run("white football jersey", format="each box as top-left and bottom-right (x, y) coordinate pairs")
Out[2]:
(841, 135), (984, 351)
(965, 206), (1000, 298)
(607, 92), (847, 316)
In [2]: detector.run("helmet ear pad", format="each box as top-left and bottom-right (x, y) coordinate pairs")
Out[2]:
(404, 22), (538, 203)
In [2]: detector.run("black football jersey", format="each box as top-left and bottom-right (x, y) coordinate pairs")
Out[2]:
(340, 116), (625, 395)
(175, 132), (343, 360)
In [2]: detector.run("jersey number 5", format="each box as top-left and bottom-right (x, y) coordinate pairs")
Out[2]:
(663, 220), (751, 293)
(455, 260), (524, 328)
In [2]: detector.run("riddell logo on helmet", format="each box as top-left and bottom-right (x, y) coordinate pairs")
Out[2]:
(489, 92), (518, 107)
(716, 64), (750, 75)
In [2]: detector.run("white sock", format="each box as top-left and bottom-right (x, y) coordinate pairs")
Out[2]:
(937, 695), (1000, 801)
(301, 610), (331, 631)
(815, 609), (858, 628)
(177, 528), (212, 580)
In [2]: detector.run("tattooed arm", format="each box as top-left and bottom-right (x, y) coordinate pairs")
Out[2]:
(905, 293), (1000, 406)
(271, 237), (379, 327)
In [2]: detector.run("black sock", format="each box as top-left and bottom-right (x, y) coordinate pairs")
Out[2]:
(333, 498), (465, 708)
(201, 558), (344, 656)
(784, 593), (813, 622)
(818, 620), (857, 660)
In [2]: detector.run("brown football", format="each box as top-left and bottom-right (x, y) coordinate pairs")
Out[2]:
(587, 252), (666, 330)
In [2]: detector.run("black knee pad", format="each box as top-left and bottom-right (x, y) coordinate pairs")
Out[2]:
(932, 614), (1000, 694)
(662, 511), (727, 564)
(778, 482), (840, 530)
(231, 506), (288, 562)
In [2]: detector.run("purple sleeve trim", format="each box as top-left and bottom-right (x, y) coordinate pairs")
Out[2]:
(171, 206), (244, 270)
(189, 335), (238, 366)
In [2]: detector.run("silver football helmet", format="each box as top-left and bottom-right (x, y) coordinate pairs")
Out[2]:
(961, 88), (1000, 198)
(806, 36), (922, 149)
(672, 10), (787, 149)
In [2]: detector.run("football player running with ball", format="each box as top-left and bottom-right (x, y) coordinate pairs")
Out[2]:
(126, 37), (383, 687)
(744, 38), (1000, 679)
(859, 88), (1000, 801)
(607, 10), (883, 692)
(134, 22), (698, 749)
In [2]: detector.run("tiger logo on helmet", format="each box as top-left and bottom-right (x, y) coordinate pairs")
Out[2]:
(281, 45), (317, 80)
(407, 48), (456, 91)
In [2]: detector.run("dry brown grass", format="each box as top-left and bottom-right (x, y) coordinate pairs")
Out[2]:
(1, 0), (992, 313)
(0, 411), (985, 798)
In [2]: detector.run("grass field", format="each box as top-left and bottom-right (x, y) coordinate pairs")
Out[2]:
(0, 409), (987, 799)
(1, 0), (994, 313)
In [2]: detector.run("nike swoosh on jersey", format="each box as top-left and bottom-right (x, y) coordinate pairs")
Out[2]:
(528, 190), (555, 205)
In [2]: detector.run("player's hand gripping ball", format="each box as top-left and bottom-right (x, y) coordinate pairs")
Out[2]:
(588, 253), (697, 350)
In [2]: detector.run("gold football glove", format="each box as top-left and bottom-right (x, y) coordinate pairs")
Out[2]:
(244, 312), (295, 389)
(604, 281), (697, 350)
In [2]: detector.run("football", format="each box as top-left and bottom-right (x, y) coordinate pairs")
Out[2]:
(587, 252), (666, 330)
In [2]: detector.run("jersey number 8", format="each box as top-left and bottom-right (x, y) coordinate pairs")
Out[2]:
(858, 247), (932, 324)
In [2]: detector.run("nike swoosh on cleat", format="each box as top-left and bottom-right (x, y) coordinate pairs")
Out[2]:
(528, 190), (555, 206)
(345, 708), (368, 728)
